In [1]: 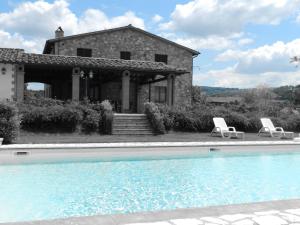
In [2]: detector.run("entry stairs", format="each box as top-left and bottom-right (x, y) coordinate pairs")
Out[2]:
(112, 114), (154, 135)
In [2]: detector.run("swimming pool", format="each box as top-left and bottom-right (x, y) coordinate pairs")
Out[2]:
(1, 149), (300, 223)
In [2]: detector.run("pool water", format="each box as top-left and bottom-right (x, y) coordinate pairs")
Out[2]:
(1, 151), (300, 222)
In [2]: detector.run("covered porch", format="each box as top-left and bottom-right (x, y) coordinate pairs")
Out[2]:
(6, 51), (187, 113)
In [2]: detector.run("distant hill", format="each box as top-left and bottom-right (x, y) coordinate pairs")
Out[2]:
(199, 85), (297, 101)
(199, 86), (241, 96)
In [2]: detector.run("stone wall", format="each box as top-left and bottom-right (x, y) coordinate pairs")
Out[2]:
(54, 28), (194, 112)
(0, 63), (15, 101)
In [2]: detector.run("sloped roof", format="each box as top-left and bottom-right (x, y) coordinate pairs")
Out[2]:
(43, 25), (200, 56)
(0, 48), (187, 74)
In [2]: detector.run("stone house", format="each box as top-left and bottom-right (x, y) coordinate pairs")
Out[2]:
(0, 25), (199, 113)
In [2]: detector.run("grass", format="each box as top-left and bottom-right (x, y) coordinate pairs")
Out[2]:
(15, 130), (294, 144)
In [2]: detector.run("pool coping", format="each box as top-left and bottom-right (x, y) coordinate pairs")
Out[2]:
(2, 199), (300, 225)
(1, 140), (300, 150)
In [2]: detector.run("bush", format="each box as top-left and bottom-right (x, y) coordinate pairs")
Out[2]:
(22, 96), (64, 107)
(156, 104), (175, 131)
(144, 102), (166, 134)
(214, 107), (250, 131)
(21, 105), (82, 132)
(0, 102), (19, 144)
(81, 108), (100, 133)
(99, 100), (113, 134)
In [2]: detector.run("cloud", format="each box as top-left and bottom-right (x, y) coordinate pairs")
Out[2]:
(0, 0), (78, 38)
(194, 68), (300, 88)
(152, 14), (163, 23)
(196, 39), (300, 87)
(216, 39), (300, 74)
(158, 0), (300, 51)
(77, 10), (145, 33)
(173, 35), (235, 51)
(0, 30), (42, 53)
(238, 38), (254, 46)
(160, 0), (300, 37)
(0, 0), (145, 52)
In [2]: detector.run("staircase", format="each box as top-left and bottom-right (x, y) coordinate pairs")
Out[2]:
(112, 114), (154, 135)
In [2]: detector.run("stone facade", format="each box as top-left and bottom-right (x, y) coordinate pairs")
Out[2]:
(49, 27), (195, 112)
(0, 63), (15, 101)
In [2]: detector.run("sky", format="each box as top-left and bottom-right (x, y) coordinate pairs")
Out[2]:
(1, 0), (300, 89)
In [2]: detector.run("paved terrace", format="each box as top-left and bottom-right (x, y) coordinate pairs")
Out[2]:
(16, 132), (300, 144)
(2, 199), (300, 225)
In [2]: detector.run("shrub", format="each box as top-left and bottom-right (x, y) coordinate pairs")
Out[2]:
(0, 102), (19, 144)
(285, 114), (300, 131)
(21, 105), (82, 132)
(144, 102), (166, 134)
(81, 108), (100, 133)
(99, 100), (113, 134)
(59, 105), (83, 131)
(156, 104), (175, 131)
(22, 96), (64, 107)
(173, 110), (198, 132)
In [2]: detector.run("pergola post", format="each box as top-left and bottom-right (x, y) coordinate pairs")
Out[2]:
(15, 64), (25, 102)
(122, 70), (131, 113)
(72, 67), (80, 101)
(167, 74), (175, 106)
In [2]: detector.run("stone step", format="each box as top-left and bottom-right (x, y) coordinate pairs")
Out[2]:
(113, 129), (154, 135)
(112, 113), (153, 135)
(114, 117), (147, 120)
(114, 114), (147, 119)
(113, 122), (151, 128)
(113, 121), (150, 125)
(114, 113), (146, 116)
(113, 126), (152, 132)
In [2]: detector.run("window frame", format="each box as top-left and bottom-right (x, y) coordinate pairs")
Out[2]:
(154, 86), (167, 104)
(155, 54), (168, 64)
(77, 48), (92, 57)
(120, 51), (131, 60)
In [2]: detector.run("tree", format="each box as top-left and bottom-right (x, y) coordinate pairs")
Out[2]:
(242, 85), (276, 110)
(192, 86), (207, 105)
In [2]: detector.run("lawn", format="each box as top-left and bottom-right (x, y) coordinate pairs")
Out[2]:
(16, 130), (293, 144)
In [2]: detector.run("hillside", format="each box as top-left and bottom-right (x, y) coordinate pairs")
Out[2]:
(199, 86), (241, 96)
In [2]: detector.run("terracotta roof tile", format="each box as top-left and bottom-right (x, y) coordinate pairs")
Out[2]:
(0, 48), (187, 74)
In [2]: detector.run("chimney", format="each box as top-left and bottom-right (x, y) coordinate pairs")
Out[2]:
(55, 26), (64, 38)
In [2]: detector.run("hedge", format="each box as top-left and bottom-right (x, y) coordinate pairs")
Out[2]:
(21, 105), (82, 132)
(153, 102), (300, 133)
(144, 102), (166, 134)
(81, 108), (101, 133)
(99, 100), (113, 134)
(0, 102), (19, 144)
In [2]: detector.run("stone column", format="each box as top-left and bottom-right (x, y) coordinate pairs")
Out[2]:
(122, 70), (131, 113)
(167, 74), (175, 106)
(72, 67), (80, 101)
(15, 64), (25, 102)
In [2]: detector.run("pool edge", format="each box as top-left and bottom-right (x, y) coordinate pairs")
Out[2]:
(1, 199), (300, 225)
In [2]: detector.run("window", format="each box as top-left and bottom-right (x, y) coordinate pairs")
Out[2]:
(77, 48), (92, 57)
(120, 51), (131, 60)
(154, 86), (167, 103)
(1, 67), (6, 75)
(155, 54), (168, 64)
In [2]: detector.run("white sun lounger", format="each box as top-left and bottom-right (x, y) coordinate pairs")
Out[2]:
(211, 117), (244, 139)
(258, 118), (294, 139)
